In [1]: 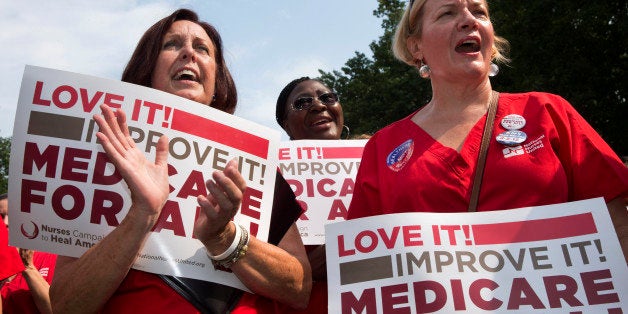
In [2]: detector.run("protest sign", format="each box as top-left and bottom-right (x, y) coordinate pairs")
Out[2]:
(326, 198), (628, 313)
(8, 65), (280, 290)
(278, 139), (367, 244)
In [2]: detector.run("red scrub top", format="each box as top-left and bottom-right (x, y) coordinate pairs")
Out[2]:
(348, 92), (628, 219)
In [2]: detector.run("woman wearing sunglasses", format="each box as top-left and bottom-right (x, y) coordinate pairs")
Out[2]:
(276, 77), (345, 141)
(273, 77), (346, 313)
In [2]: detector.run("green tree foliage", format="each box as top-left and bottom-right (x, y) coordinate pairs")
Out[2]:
(0, 137), (10, 193)
(320, 0), (627, 155)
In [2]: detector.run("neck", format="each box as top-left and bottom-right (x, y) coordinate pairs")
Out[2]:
(428, 78), (493, 113)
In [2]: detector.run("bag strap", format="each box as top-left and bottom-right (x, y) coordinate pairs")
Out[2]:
(468, 91), (499, 212)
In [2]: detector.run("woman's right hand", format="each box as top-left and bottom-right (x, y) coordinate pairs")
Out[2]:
(93, 104), (170, 223)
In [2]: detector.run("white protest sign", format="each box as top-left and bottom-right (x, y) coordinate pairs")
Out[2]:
(8, 65), (280, 290)
(326, 198), (628, 313)
(278, 139), (367, 245)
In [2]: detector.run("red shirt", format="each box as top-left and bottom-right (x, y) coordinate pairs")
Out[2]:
(1, 251), (57, 314)
(0, 223), (23, 281)
(349, 92), (628, 218)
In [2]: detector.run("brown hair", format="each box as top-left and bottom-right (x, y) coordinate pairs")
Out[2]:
(121, 8), (237, 114)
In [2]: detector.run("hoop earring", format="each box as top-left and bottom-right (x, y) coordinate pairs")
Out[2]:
(489, 63), (499, 77)
(342, 125), (351, 139)
(419, 63), (431, 79)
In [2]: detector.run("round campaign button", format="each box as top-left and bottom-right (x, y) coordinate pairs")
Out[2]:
(501, 114), (526, 130)
(496, 130), (527, 146)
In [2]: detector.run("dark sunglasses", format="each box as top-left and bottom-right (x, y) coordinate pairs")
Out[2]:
(291, 92), (339, 111)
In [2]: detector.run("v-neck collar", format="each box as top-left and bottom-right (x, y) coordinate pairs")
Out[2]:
(401, 99), (500, 178)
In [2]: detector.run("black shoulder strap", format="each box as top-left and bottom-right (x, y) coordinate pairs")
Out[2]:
(158, 275), (242, 314)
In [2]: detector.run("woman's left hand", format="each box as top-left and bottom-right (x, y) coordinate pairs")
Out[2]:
(194, 159), (247, 253)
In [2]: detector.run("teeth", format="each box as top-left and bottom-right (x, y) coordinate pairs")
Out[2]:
(175, 69), (197, 80)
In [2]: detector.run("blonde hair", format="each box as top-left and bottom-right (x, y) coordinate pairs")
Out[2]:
(392, 0), (510, 67)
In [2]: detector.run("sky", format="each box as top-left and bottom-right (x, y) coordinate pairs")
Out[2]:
(0, 0), (384, 140)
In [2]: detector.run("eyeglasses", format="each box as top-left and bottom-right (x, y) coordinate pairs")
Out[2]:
(291, 92), (339, 111)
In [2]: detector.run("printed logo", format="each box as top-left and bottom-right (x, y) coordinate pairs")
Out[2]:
(387, 139), (414, 172)
(21, 221), (39, 239)
(503, 146), (525, 158)
(502, 135), (546, 158)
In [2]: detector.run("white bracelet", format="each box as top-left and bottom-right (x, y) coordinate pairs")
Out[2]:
(206, 221), (241, 260)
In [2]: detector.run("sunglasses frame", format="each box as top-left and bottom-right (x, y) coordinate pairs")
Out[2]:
(290, 92), (339, 111)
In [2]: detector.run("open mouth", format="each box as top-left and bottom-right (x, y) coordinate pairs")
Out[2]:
(174, 69), (198, 82)
(455, 39), (481, 53)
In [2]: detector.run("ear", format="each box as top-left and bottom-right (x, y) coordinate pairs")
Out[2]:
(407, 37), (423, 62)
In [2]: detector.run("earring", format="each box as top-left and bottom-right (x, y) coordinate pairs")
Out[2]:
(342, 125), (351, 139)
(419, 63), (431, 79)
(489, 63), (499, 77)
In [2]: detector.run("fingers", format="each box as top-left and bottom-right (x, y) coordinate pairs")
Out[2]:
(207, 159), (246, 212)
(93, 105), (131, 158)
(154, 135), (170, 166)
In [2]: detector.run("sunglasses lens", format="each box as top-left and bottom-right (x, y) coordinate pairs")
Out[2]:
(320, 93), (338, 105)
(293, 97), (313, 110)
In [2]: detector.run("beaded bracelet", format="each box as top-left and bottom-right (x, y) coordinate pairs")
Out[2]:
(206, 221), (240, 260)
(212, 224), (250, 269)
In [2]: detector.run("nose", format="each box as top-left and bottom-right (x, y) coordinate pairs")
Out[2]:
(309, 98), (328, 112)
(180, 42), (196, 62)
(457, 9), (478, 31)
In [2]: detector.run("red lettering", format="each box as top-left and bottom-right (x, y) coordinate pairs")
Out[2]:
(580, 269), (619, 305)
(355, 230), (378, 253)
(287, 179), (302, 197)
(29, 81), (123, 112)
(142, 101), (163, 124)
(52, 85), (78, 109)
(440, 225), (462, 245)
(507, 277), (545, 310)
(177, 170), (207, 199)
(103, 93), (124, 109)
(297, 200), (308, 220)
(327, 199), (348, 220)
(278, 148), (290, 160)
(317, 178), (335, 197)
(32, 81), (51, 106)
(23, 142), (58, 177)
(90, 189), (123, 226)
(92, 152), (122, 185)
(413, 280), (447, 312)
(469, 279), (501, 310)
(543, 275), (582, 308)
(403, 225), (423, 246)
(450, 279), (466, 310)
(341, 288), (376, 314)
(152, 200), (185, 236)
(337, 235), (355, 257)
(382, 284), (410, 314)
(241, 187), (262, 219)
(21, 179), (46, 213)
(61, 147), (91, 182)
(52, 185), (85, 220)
(378, 226), (400, 249)
(79, 88), (103, 112)
(338, 178), (354, 197)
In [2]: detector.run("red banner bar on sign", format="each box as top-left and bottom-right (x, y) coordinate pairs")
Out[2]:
(472, 212), (597, 245)
(322, 147), (364, 159)
(170, 109), (269, 159)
